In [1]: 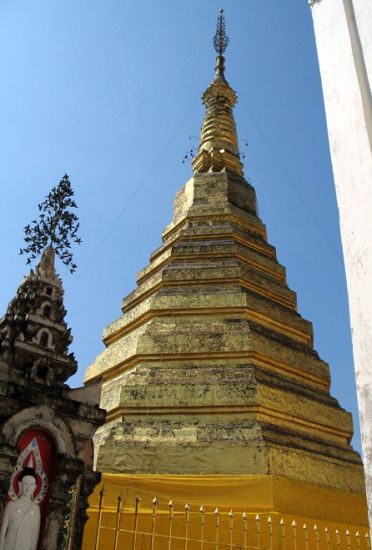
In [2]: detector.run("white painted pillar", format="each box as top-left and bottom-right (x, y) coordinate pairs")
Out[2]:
(310, 0), (372, 527)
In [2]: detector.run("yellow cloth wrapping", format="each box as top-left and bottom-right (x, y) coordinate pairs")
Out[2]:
(82, 474), (369, 549)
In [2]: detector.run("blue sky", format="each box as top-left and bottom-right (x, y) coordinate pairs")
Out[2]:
(0, 1), (361, 452)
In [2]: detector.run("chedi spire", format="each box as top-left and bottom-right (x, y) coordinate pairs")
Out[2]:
(0, 249), (77, 385)
(192, 9), (244, 177)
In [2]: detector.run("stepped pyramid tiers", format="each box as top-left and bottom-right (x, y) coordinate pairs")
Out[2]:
(84, 12), (368, 529)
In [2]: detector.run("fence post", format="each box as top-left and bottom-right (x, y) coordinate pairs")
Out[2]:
(131, 495), (141, 550)
(366, 532), (371, 550)
(167, 500), (174, 550)
(150, 497), (158, 550)
(113, 493), (122, 550)
(242, 512), (247, 550)
(255, 514), (261, 548)
(292, 521), (297, 550)
(200, 506), (205, 550)
(94, 487), (105, 550)
(314, 524), (320, 550)
(214, 508), (220, 550)
(356, 531), (361, 549)
(280, 519), (285, 550)
(325, 526), (330, 550)
(66, 477), (81, 550)
(184, 504), (190, 550)
(346, 529), (351, 550)
(229, 510), (234, 550)
(268, 517), (273, 550)
(303, 524), (309, 550)
(335, 528), (341, 550)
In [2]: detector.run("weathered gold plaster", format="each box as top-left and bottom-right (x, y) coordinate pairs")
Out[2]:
(85, 164), (365, 500)
(84, 26), (368, 530)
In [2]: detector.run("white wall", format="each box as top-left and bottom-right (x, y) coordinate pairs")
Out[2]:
(311, 0), (372, 527)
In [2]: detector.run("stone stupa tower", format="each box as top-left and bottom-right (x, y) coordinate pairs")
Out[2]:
(84, 11), (368, 533)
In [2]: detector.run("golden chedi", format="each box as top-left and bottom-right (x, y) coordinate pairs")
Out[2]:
(83, 10), (368, 540)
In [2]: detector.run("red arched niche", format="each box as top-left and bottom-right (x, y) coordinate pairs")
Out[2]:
(9, 429), (57, 550)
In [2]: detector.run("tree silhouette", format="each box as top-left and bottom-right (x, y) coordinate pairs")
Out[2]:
(19, 174), (82, 273)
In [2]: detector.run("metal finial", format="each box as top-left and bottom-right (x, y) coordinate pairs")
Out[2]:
(213, 9), (229, 55)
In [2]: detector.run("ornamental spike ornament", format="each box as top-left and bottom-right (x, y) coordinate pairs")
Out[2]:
(192, 9), (244, 177)
(213, 9), (229, 56)
(213, 9), (228, 80)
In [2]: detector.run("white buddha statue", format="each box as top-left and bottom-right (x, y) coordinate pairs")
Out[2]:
(0, 468), (41, 550)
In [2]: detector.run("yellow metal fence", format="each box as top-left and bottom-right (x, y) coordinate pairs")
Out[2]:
(87, 489), (371, 550)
